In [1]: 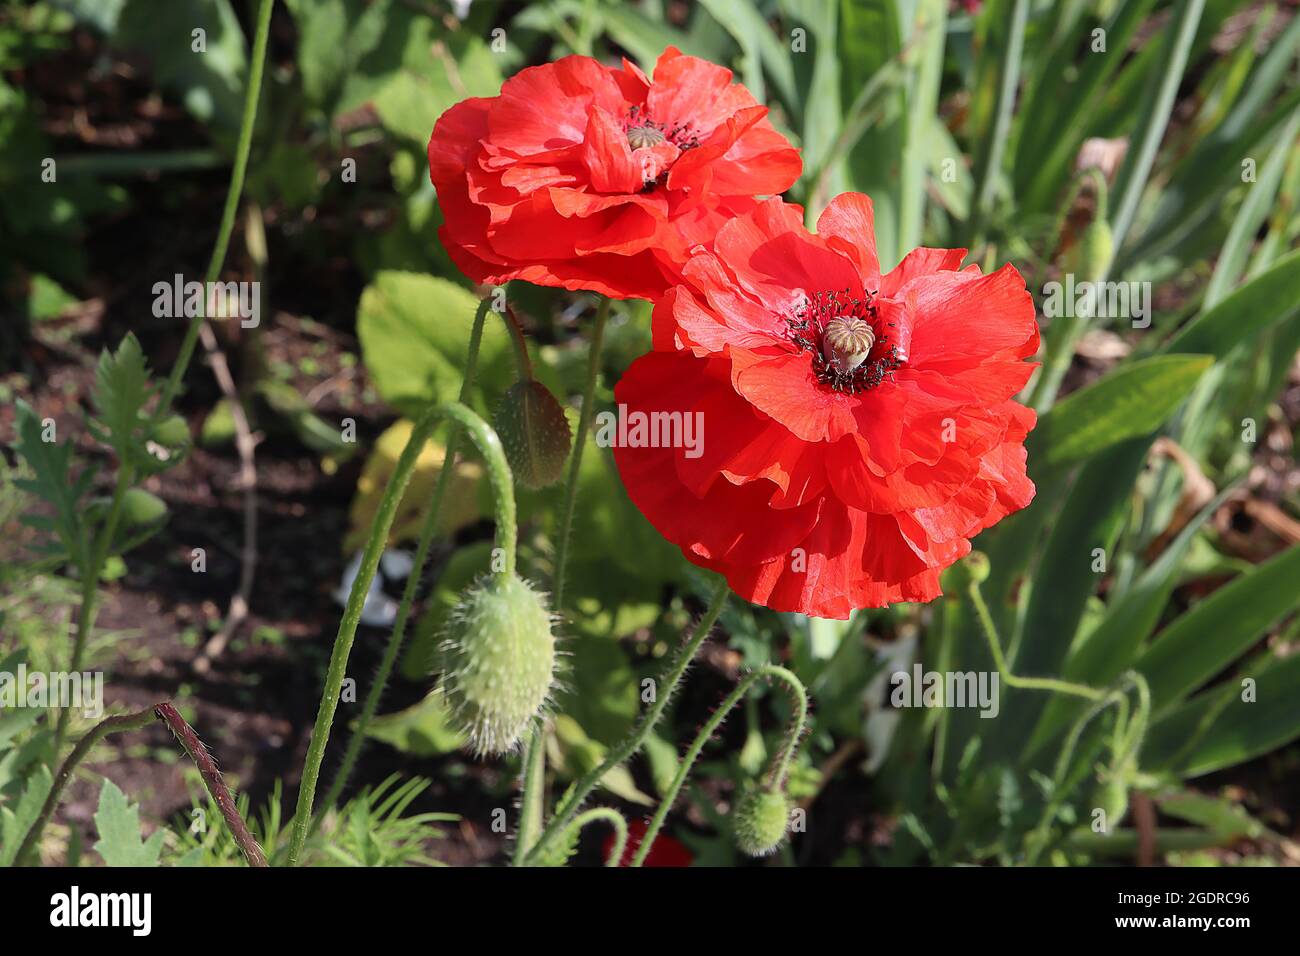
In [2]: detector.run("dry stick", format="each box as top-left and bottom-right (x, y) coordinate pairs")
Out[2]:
(16, 703), (267, 867)
(193, 321), (260, 674)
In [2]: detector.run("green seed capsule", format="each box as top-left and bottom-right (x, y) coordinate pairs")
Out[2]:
(494, 380), (572, 489)
(150, 414), (190, 448)
(119, 488), (168, 527)
(439, 573), (556, 756)
(732, 786), (792, 857)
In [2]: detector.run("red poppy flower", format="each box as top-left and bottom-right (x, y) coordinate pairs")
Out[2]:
(604, 819), (694, 867)
(611, 195), (1039, 618)
(427, 48), (801, 300)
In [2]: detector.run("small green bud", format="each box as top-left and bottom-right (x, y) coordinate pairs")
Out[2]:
(439, 573), (556, 755)
(494, 380), (572, 489)
(119, 488), (168, 527)
(150, 413), (190, 448)
(942, 550), (990, 592)
(732, 785), (792, 857)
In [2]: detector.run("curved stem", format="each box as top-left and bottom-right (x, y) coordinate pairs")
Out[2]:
(287, 401), (514, 865)
(16, 707), (158, 866)
(967, 580), (1105, 702)
(1023, 671), (1146, 864)
(525, 576), (730, 866)
(317, 301), (490, 817)
(155, 0), (275, 420)
(571, 807), (628, 867)
(632, 664), (807, 868)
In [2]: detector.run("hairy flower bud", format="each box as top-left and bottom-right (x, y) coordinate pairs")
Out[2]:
(731, 785), (792, 857)
(439, 573), (556, 755)
(494, 380), (573, 489)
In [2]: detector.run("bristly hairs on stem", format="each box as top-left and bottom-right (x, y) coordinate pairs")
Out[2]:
(318, 298), (493, 819)
(514, 296), (610, 863)
(631, 664), (808, 867)
(18, 702), (267, 867)
(287, 400), (516, 865)
(524, 576), (731, 866)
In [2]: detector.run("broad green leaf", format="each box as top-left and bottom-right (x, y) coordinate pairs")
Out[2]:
(1029, 354), (1212, 469)
(356, 272), (512, 416)
(1144, 649), (1300, 777)
(1136, 544), (1300, 710)
(992, 438), (1149, 762)
(115, 0), (248, 131)
(1025, 482), (1239, 757)
(364, 689), (465, 757)
(1163, 247), (1300, 360)
(344, 418), (488, 555)
(93, 778), (164, 867)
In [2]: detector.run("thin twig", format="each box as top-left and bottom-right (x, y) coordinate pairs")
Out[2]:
(194, 320), (260, 674)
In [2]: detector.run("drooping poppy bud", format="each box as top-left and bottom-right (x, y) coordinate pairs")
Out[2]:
(494, 380), (573, 489)
(731, 785), (792, 857)
(438, 573), (556, 755)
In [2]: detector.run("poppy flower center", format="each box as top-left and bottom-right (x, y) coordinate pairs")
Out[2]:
(786, 289), (904, 394)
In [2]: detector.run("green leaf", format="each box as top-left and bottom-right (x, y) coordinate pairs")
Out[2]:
(93, 778), (164, 867)
(1025, 482), (1240, 758)
(696, 0), (797, 107)
(1029, 354), (1212, 469)
(1144, 649), (1300, 777)
(0, 764), (52, 867)
(364, 689), (465, 757)
(1136, 544), (1300, 711)
(91, 333), (152, 463)
(115, 0), (248, 131)
(356, 272), (512, 417)
(1164, 247), (1300, 360)
(1107, 0), (1206, 249)
(12, 400), (89, 569)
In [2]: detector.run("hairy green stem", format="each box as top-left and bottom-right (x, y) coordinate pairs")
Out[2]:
(632, 664), (807, 867)
(1024, 671), (1149, 868)
(573, 807), (629, 867)
(53, 467), (131, 754)
(553, 296), (609, 613)
(17, 708), (158, 866)
(526, 576), (730, 866)
(318, 300), (491, 817)
(512, 719), (547, 865)
(968, 581), (1105, 701)
(515, 297), (609, 861)
(288, 401), (515, 865)
(155, 0), (275, 419)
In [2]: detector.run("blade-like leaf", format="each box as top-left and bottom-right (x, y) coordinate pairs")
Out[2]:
(1029, 354), (1212, 469)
